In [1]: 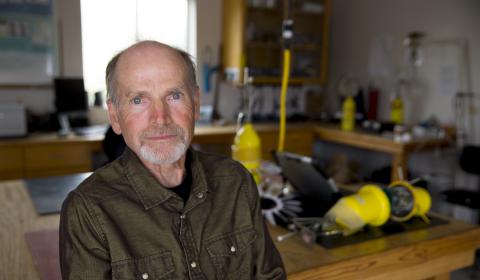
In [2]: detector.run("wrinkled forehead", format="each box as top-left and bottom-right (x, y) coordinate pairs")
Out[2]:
(117, 43), (187, 75)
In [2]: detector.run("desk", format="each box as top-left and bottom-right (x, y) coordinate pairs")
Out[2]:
(196, 124), (452, 181)
(0, 123), (449, 181)
(1, 179), (479, 279)
(0, 124), (314, 180)
(271, 220), (480, 280)
(193, 123), (314, 159)
(313, 125), (451, 181)
(0, 133), (103, 180)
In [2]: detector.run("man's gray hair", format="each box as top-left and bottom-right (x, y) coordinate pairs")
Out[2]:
(105, 41), (198, 106)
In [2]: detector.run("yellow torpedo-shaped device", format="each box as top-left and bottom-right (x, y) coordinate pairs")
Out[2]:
(324, 185), (390, 236)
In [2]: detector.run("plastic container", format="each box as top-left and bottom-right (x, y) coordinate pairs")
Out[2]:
(341, 96), (356, 131)
(232, 123), (262, 183)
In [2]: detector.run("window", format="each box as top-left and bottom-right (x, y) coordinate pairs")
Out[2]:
(80, 0), (196, 99)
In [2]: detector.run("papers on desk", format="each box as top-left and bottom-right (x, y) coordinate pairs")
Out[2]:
(72, 124), (108, 136)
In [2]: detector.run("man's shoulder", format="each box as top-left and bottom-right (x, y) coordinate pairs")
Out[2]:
(193, 149), (247, 177)
(193, 149), (258, 207)
(72, 160), (131, 204)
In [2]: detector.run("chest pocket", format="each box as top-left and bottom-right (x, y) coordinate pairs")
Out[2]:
(112, 251), (174, 280)
(205, 228), (257, 279)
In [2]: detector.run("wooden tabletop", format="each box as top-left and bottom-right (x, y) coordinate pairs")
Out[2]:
(0, 122), (449, 155)
(2, 179), (480, 280)
(270, 219), (480, 279)
(313, 125), (452, 155)
(0, 122), (450, 147)
(0, 132), (104, 147)
(313, 124), (452, 180)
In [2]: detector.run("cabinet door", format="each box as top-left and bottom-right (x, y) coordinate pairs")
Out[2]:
(0, 147), (23, 180)
(24, 144), (92, 178)
(259, 129), (313, 159)
(290, 0), (330, 84)
(223, 0), (330, 85)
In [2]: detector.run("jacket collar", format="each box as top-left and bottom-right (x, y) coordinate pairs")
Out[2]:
(121, 147), (210, 210)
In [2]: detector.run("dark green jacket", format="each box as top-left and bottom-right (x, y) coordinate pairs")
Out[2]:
(60, 147), (285, 279)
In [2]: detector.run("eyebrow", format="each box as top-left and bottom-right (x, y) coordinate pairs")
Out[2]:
(168, 85), (188, 93)
(123, 84), (189, 99)
(124, 91), (148, 98)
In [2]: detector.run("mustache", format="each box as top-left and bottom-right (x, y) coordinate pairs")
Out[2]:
(141, 124), (184, 138)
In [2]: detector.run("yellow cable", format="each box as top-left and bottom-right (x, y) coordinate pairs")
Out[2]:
(278, 49), (291, 152)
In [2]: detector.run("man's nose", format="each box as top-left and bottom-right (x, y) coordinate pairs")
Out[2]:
(149, 100), (171, 124)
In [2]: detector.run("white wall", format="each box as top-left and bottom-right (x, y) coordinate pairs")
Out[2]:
(327, 0), (480, 141)
(196, 0), (222, 107)
(57, 0), (83, 76)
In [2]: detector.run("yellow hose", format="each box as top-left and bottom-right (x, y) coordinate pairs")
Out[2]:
(278, 49), (291, 152)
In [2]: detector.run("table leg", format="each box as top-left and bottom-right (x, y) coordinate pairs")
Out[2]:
(392, 153), (407, 181)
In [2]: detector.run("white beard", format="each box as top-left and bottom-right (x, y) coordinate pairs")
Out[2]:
(139, 140), (188, 165)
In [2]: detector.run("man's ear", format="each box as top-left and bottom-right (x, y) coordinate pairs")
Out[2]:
(193, 87), (200, 121)
(107, 100), (122, 135)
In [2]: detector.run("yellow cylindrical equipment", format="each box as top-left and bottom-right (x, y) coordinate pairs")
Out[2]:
(232, 123), (262, 184)
(388, 180), (431, 222)
(414, 187), (431, 217)
(345, 185), (391, 226)
(324, 185), (390, 235)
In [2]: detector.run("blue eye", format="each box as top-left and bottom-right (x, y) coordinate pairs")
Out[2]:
(132, 96), (142, 104)
(167, 91), (183, 102)
(172, 92), (181, 100)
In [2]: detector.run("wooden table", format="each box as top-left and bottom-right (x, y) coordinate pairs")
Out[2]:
(0, 133), (103, 180)
(194, 123), (314, 159)
(270, 221), (480, 280)
(195, 123), (452, 181)
(0, 123), (450, 181)
(2, 179), (479, 280)
(0, 124), (315, 180)
(313, 125), (452, 181)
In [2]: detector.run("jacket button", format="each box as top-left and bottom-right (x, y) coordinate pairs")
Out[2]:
(230, 246), (236, 252)
(180, 214), (186, 219)
(142, 273), (149, 279)
(190, 261), (197, 268)
(196, 192), (204, 199)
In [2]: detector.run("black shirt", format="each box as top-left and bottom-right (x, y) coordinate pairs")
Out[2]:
(169, 152), (192, 202)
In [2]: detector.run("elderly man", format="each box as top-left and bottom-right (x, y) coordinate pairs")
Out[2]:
(59, 41), (286, 279)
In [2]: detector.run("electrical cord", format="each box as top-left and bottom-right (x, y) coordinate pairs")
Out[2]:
(277, 12), (293, 152)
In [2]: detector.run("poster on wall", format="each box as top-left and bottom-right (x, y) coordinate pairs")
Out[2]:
(0, 0), (56, 86)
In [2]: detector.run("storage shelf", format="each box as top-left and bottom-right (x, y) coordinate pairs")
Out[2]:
(222, 0), (330, 85)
